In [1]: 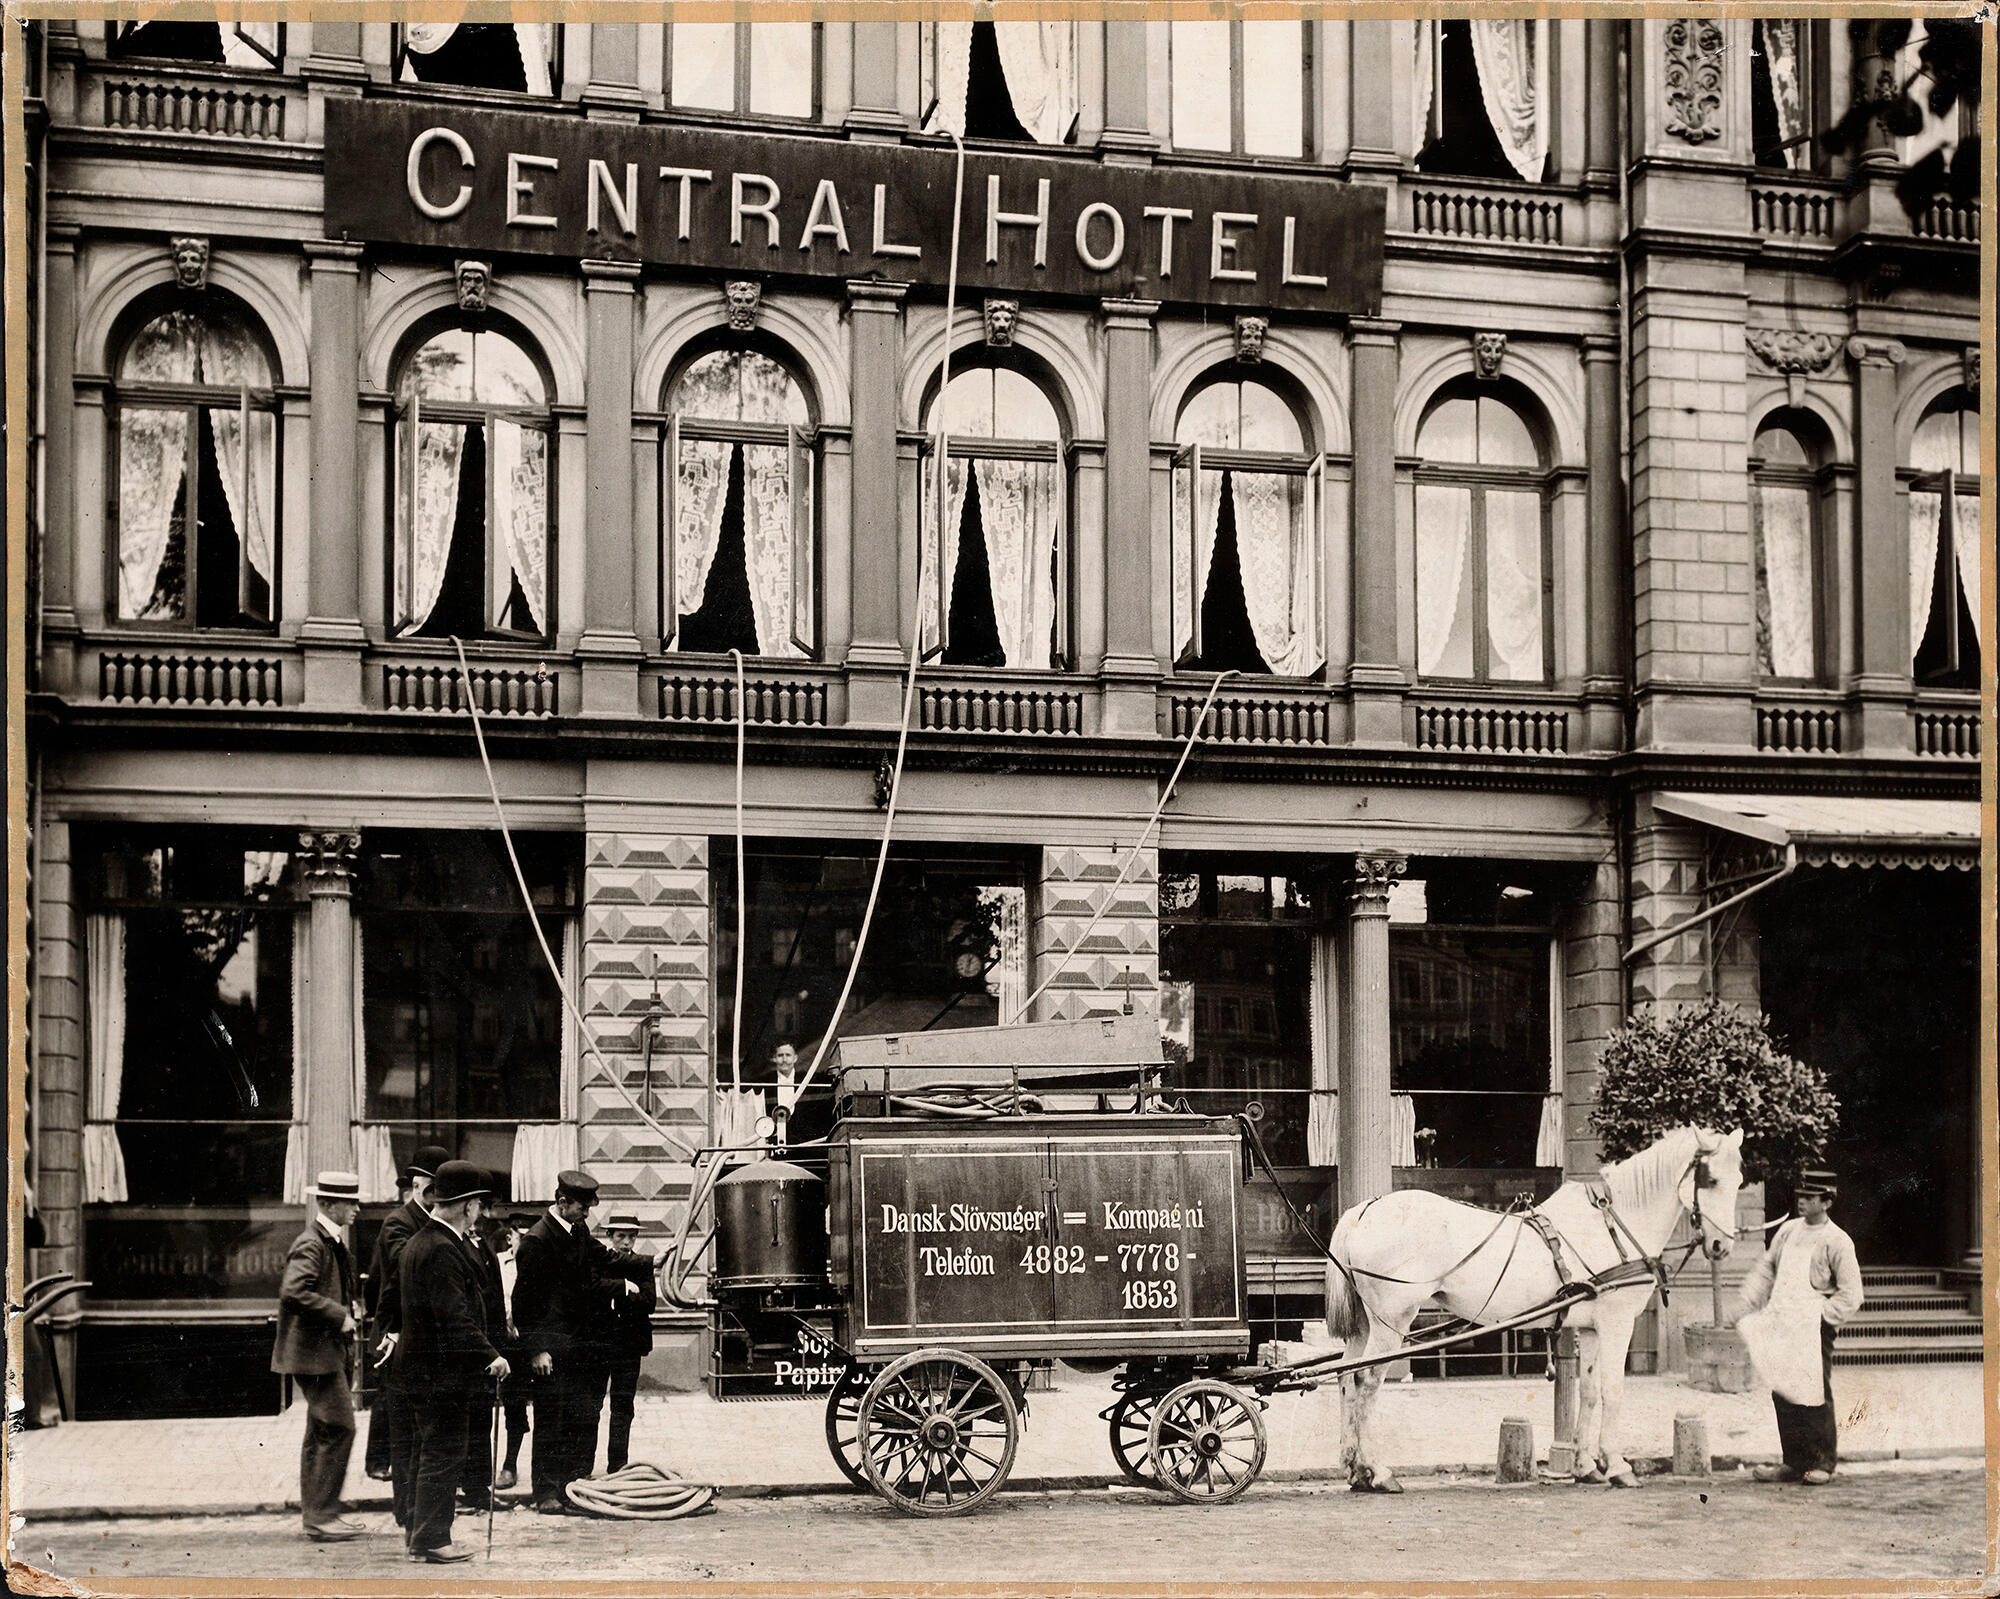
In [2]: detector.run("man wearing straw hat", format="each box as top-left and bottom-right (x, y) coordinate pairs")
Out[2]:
(272, 1170), (368, 1542)
(398, 1160), (510, 1563)
(597, 1213), (658, 1475)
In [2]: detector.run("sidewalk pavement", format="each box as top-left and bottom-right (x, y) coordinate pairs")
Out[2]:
(6, 1363), (1982, 1521)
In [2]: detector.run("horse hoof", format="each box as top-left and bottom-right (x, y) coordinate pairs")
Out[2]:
(1574, 1467), (1608, 1485)
(1350, 1475), (1404, 1495)
(1608, 1471), (1640, 1489)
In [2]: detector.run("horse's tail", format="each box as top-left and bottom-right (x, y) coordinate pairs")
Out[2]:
(1323, 1215), (1372, 1345)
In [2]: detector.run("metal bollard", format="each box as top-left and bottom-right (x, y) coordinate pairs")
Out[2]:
(1673, 1412), (1712, 1477)
(1544, 1328), (1580, 1477)
(1497, 1415), (1536, 1483)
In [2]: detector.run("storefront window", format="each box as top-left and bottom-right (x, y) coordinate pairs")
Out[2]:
(358, 831), (576, 1184)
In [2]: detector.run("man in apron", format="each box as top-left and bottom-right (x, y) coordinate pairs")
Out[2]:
(1731, 1169), (1864, 1484)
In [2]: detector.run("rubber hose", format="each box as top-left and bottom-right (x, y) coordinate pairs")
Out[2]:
(564, 1463), (717, 1520)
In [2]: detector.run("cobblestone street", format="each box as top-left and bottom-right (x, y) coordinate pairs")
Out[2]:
(18, 1463), (1985, 1589)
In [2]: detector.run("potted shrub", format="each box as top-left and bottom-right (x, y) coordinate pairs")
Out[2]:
(1590, 1000), (1840, 1392)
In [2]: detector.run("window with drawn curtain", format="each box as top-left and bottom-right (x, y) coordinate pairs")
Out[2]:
(1171, 375), (1323, 677)
(393, 326), (552, 642)
(1750, 19), (1813, 170)
(1169, 20), (1311, 158)
(920, 365), (1066, 670)
(922, 19), (1077, 143)
(1910, 400), (1982, 690)
(668, 22), (816, 118)
(112, 299), (279, 629)
(1414, 389), (1548, 683)
(396, 23), (558, 94)
(1413, 20), (1549, 183)
(663, 349), (816, 659)
(107, 19), (280, 68)
(1749, 414), (1825, 682)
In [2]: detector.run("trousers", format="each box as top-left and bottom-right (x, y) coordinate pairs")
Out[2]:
(1771, 1320), (1840, 1475)
(363, 1375), (394, 1475)
(386, 1379), (418, 1528)
(408, 1387), (473, 1553)
(530, 1357), (609, 1499)
(605, 1359), (641, 1472)
(294, 1371), (356, 1529)
(460, 1381), (499, 1506)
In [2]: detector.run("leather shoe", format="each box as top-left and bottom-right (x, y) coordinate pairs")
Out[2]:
(1801, 1469), (1833, 1485)
(1752, 1464), (1799, 1483)
(304, 1519), (366, 1542)
(495, 1467), (518, 1490)
(530, 1497), (569, 1516)
(409, 1544), (474, 1563)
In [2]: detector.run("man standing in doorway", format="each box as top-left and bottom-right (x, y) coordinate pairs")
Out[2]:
(397, 1160), (509, 1563)
(1734, 1169), (1865, 1484)
(272, 1171), (367, 1542)
(366, 1143), (449, 1507)
(598, 1214), (657, 1474)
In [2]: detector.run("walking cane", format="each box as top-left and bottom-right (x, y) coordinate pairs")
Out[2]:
(487, 1374), (502, 1562)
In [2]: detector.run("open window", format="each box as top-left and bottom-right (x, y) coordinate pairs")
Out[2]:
(393, 326), (552, 642)
(1169, 20), (1311, 159)
(1749, 412), (1830, 683)
(922, 19), (1077, 143)
(1170, 374), (1323, 677)
(920, 364), (1067, 671)
(667, 22), (817, 118)
(1751, 19), (1813, 170)
(663, 348), (816, 659)
(1414, 20), (1549, 183)
(1909, 399), (1982, 690)
(107, 20), (280, 68)
(111, 298), (279, 629)
(396, 23), (557, 95)
(1413, 387), (1550, 684)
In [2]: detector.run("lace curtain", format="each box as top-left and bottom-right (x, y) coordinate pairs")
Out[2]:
(1761, 21), (1806, 168)
(1307, 934), (1338, 1167)
(1416, 484), (1471, 677)
(116, 311), (200, 617)
(742, 442), (796, 658)
(1535, 1093), (1566, 1169)
(1231, 472), (1319, 677)
(923, 456), (1059, 668)
(402, 419), (465, 632)
(1171, 464), (1229, 662)
(1484, 489), (1544, 680)
(489, 419), (547, 631)
(511, 1123), (579, 1203)
(83, 914), (130, 1203)
(1390, 1093), (1419, 1167)
(1754, 481), (1816, 677)
(354, 1125), (398, 1203)
(1910, 423), (1984, 655)
(926, 20), (1073, 142)
(200, 314), (275, 593)
(674, 436), (733, 625)
(1468, 21), (1548, 183)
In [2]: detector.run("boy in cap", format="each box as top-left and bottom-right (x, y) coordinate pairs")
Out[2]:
(273, 1171), (367, 1542)
(1732, 1168), (1865, 1485)
(366, 1144), (450, 1491)
(397, 1160), (510, 1562)
(598, 1214), (658, 1474)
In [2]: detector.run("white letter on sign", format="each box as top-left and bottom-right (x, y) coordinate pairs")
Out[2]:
(797, 178), (851, 254)
(871, 184), (920, 260)
(1281, 216), (1327, 288)
(407, 126), (475, 222)
(732, 173), (782, 250)
(1143, 205), (1193, 278)
(1074, 201), (1125, 272)
(587, 160), (639, 238)
(506, 153), (559, 230)
(986, 173), (1050, 268)
(1210, 212), (1257, 282)
(658, 167), (713, 242)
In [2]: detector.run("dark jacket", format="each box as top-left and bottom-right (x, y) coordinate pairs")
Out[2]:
(512, 1213), (616, 1366)
(468, 1234), (507, 1344)
(601, 1249), (658, 1361)
(395, 1218), (500, 1394)
(272, 1221), (357, 1377)
(369, 1197), (429, 1337)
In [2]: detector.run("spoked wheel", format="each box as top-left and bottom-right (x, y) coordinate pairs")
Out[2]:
(1146, 1380), (1268, 1505)
(856, 1347), (1020, 1516)
(823, 1363), (872, 1490)
(1107, 1387), (1165, 1487)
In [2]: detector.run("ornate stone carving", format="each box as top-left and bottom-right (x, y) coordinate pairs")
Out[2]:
(1964, 347), (1980, 397)
(297, 831), (361, 888)
(723, 277), (762, 332)
(1844, 334), (1908, 369)
(1471, 330), (1508, 380)
(1747, 328), (1841, 406)
(454, 259), (491, 314)
(1348, 854), (1408, 913)
(983, 297), (1019, 348)
(169, 235), (210, 291)
(1663, 19), (1726, 145)
(1234, 315), (1269, 364)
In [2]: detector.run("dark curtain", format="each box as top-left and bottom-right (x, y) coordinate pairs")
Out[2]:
(1191, 470), (1270, 674)
(193, 409), (246, 627)
(406, 24), (528, 93)
(1416, 21), (1518, 182)
(1914, 495), (1981, 689)
(964, 21), (1033, 142)
(680, 443), (761, 655)
(112, 22), (225, 62)
(417, 421), (487, 640)
(944, 470), (1006, 666)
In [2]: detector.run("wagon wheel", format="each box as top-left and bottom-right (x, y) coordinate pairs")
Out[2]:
(856, 1348), (1020, 1517)
(823, 1363), (872, 1490)
(1107, 1388), (1164, 1487)
(1146, 1380), (1268, 1506)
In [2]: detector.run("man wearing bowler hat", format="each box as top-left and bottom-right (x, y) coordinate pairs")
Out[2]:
(397, 1160), (510, 1562)
(1732, 1168), (1865, 1484)
(366, 1143), (450, 1496)
(272, 1171), (368, 1542)
(513, 1169), (636, 1510)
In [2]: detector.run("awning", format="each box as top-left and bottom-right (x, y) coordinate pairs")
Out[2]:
(1653, 792), (1980, 869)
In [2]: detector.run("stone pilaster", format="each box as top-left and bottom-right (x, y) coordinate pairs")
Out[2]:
(1626, 811), (1709, 1011)
(581, 22), (645, 113)
(1581, 334), (1627, 751)
(1340, 853), (1404, 1208)
(579, 260), (645, 716)
(1347, 319), (1405, 743)
(844, 21), (906, 139)
(1029, 846), (1159, 1023)
(578, 834), (711, 1241)
(1098, 22), (1156, 161)
(31, 822), (84, 1285)
(845, 280), (909, 725)
(1848, 334), (1913, 753)
(40, 225), (79, 692)
(1558, 858), (1624, 1177)
(1346, 22), (1398, 172)
(1100, 298), (1161, 735)
(301, 240), (368, 710)
(298, 831), (360, 1178)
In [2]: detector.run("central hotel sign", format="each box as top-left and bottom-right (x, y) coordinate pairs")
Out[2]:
(325, 99), (1385, 317)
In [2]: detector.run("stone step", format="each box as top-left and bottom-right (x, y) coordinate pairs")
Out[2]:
(1832, 1335), (1983, 1366)
(1860, 1291), (1975, 1314)
(1860, 1267), (1945, 1288)
(1846, 1307), (1982, 1328)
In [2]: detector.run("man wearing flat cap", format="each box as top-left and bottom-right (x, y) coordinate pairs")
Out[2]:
(512, 1168), (636, 1510)
(273, 1171), (367, 1542)
(1732, 1168), (1864, 1485)
(366, 1143), (450, 1495)
(397, 1160), (510, 1562)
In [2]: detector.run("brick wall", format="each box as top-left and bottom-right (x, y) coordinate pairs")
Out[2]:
(1028, 846), (1159, 1022)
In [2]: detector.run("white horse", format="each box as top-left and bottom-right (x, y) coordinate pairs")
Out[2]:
(1325, 1126), (1745, 1491)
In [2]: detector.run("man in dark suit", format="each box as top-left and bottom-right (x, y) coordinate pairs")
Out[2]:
(598, 1214), (658, 1474)
(365, 1143), (449, 1502)
(272, 1170), (367, 1542)
(512, 1169), (637, 1511)
(458, 1198), (510, 1514)
(396, 1160), (509, 1563)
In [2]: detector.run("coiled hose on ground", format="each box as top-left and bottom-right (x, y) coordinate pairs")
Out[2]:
(563, 1463), (717, 1520)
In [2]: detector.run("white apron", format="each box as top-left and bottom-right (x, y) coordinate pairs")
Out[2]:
(1738, 1225), (1826, 1406)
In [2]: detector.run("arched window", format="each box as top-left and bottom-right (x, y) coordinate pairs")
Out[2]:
(920, 363), (1066, 670)
(393, 325), (552, 641)
(1910, 397), (1982, 689)
(111, 297), (279, 629)
(1170, 20), (1310, 158)
(1414, 388), (1548, 683)
(1749, 412), (1827, 682)
(1170, 373), (1323, 677)
(921, 20), (1077, 143)
(1414, 20), (1549, 183)
(662, 348), (816, 659)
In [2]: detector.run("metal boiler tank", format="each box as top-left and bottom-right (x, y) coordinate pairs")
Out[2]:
(711, 1158), (829, 1289)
